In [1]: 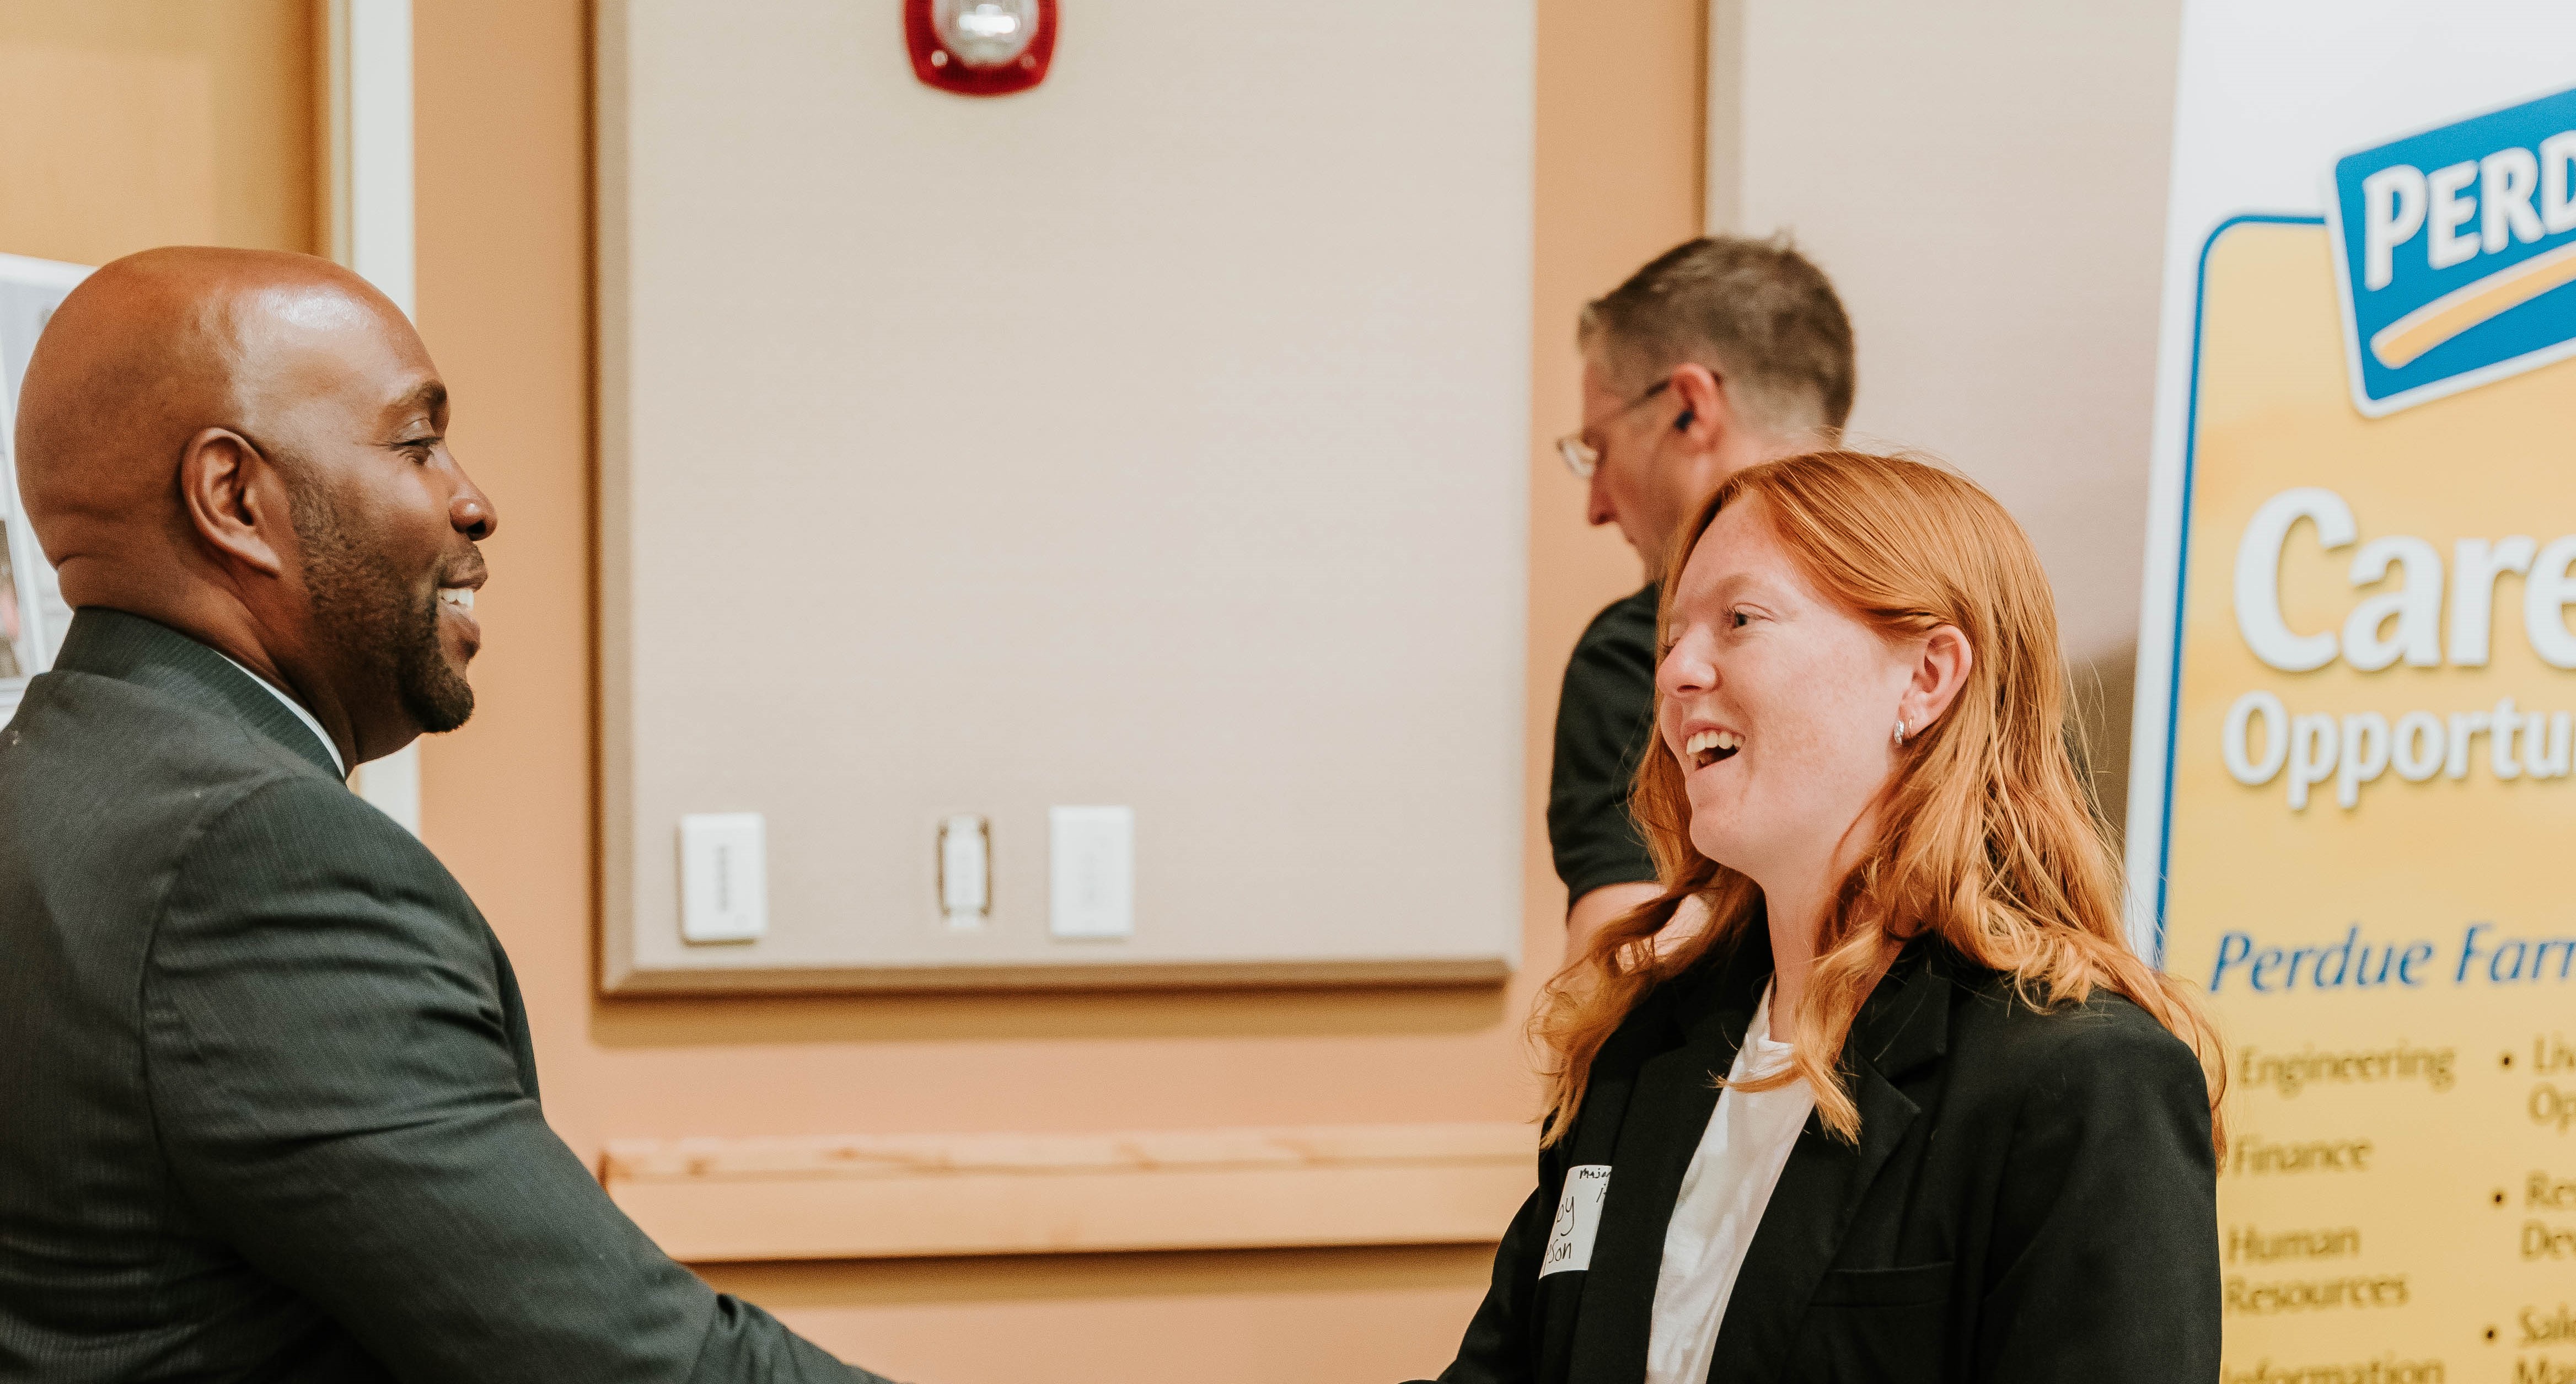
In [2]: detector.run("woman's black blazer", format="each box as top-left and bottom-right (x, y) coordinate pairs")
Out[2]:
(1421, 928), (2220, 1384)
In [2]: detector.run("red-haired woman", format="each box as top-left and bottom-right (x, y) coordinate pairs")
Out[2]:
(1423, 452), (2224, 1384)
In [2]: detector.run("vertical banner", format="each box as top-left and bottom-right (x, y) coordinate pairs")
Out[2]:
(2130, 6), (2576, 1381)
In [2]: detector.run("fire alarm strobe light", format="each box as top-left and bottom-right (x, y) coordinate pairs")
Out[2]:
(905, 0), (1057, 98)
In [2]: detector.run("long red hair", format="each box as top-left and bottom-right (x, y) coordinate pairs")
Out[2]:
(1533, 451), (2225, 1149)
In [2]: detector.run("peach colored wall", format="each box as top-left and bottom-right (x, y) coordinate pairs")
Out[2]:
(0, 1), (315, 264)
(1723, 0), (2182, 670)
(404, 2), (1700, 1381)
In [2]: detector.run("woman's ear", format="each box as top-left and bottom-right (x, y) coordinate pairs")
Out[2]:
(1898, 625), (1973, 736)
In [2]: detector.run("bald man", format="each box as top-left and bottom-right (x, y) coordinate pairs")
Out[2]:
(0, 249), (890, 1383)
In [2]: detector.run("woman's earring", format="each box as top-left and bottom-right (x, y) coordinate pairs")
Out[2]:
(1892, 718), (1908, 746)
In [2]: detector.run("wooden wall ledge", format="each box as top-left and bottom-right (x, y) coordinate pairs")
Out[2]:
(601, 1122), (1534, 1263)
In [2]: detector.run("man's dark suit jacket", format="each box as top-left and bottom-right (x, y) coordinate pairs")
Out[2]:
(1421, 926), (2221, 1384)
(0, 610), (886, 1383)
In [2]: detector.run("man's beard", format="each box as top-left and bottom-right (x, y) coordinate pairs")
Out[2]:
(289, 478), (475, 734)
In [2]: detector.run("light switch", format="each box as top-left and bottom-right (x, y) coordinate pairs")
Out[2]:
(938, 813), (990, 928)
(1049, 805), (1133, 939)
(679, 812), (767, 943)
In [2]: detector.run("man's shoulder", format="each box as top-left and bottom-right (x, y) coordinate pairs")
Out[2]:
(169, 768), (458, 922)
(1574, 583), (1659, 657)
(189, 765), (422, 860)
(9, 663), (331, 792)
(4, 668), (445, 914)
(144, 768), (496, 1049)
(0, 669), (337, 891)
(1560, 584), (1660, 701)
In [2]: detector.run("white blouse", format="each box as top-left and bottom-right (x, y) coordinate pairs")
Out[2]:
(1643, 985), (1815, 1384)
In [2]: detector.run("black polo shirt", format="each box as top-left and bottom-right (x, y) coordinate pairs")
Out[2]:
(1547, 583), (1661, 903)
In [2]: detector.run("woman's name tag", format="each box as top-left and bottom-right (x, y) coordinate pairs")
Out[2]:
(1538, 1165), (1611, 1277)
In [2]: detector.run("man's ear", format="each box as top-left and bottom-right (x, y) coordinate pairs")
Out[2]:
(1898, 625), (1974, 736)
(177, 427), (291, 579)
(1667, 362), (1730, 450)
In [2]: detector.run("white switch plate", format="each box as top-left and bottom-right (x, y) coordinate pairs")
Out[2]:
(1049, 805), (1133, 939)
(938, 812), (990, 928)
(679, 812), (767, 943)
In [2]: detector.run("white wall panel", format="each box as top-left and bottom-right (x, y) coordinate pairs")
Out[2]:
(1713, 0), (2185, 667)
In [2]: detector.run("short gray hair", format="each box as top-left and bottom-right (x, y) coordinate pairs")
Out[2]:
(1577, 234), (1855, 436)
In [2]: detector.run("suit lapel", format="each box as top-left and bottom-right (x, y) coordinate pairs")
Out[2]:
(1705, 942), (1952, 1379)
(1560, 930), (1770, 1384)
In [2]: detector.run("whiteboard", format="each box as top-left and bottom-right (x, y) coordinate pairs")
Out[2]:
(597, 1), (1534, 991)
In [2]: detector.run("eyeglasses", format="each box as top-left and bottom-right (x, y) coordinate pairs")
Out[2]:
(1554, 377), (1673, 480)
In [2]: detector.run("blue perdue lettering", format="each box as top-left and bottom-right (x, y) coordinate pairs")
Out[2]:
(2328, 83), (2576, 415)
(2208, 926), (2435, 993)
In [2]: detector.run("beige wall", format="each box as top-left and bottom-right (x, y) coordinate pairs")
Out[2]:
(0, 1), (316, 264)
(1713, 0), (2186, 822)
(412, 1), (1703, 1381)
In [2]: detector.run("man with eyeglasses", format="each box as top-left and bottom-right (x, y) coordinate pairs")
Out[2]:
(1549, 235), (1855, 959)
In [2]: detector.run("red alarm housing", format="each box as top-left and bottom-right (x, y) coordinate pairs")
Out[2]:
(905, 0), (1058, 98)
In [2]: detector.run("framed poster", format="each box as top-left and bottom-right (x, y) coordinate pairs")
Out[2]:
(0, 252), (88, 721)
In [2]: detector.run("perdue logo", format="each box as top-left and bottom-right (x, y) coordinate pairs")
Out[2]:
(2328, 83), (2576, 416)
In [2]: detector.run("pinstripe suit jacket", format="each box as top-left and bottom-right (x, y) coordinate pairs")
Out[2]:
(0, 609), (883, 1384)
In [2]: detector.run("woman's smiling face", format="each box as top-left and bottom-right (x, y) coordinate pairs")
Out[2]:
(1655, 494), (1924, 886)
